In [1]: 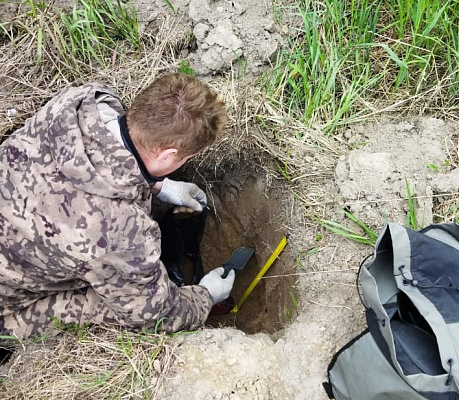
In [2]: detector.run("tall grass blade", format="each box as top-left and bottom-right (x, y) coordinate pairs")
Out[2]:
(315, 215), (377, 246)
(405, 179), (419, 230)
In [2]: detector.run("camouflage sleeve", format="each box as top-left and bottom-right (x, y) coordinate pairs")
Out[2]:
(74, 197), (215, 334)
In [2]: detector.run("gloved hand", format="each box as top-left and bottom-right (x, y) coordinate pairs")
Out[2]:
(199, 267), (235, 304)
(156, 178), (207, 212)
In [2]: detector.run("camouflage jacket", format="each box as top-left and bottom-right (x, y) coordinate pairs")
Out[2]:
(0, 84), (212, 338)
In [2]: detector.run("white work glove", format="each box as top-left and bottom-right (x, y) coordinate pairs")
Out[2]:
(156, 178), (207, 212)
(199, 267), (235, 304)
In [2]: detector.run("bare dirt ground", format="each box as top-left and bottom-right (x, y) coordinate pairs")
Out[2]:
(1, 0), (459, 399)
(156, 115), (458, 400)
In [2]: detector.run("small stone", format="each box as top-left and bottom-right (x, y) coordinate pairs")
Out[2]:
(205, 23), (243, 50)
(189, 0), (210, 22)
(344, 129), (353, 139)
(148, 376), (158, 386)
(7, 108), (17, 117)
(263, 19), (276, 33)
(233, 2), (246, 15)
(261, 38), (279, 62)
(395, 121), (414, 132)
(193, 23), (210, 41)
(153, 359), (161, 374)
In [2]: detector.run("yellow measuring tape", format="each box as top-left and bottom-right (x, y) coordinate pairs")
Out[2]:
(230, 235), (288, 313)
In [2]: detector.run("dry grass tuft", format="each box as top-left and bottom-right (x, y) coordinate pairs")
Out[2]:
(2, 326), (178, 400)
(190, 73), (345, 187)
(0, 5), (190, 138)
(251, 100), (344, 178)
(433, 193), (459, 224)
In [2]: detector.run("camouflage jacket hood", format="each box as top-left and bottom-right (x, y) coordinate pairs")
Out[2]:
(44, 84), (149, 199)
(0, 84), (212, 338)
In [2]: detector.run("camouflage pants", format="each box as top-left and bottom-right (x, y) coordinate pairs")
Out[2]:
(0, 283), (211, 339)
(0, 288), (116, 339)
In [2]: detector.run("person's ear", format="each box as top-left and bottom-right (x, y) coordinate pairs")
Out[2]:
(156, 148), (178, 161)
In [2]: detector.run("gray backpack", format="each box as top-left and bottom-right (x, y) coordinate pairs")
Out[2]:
(323, 222), (459, 400)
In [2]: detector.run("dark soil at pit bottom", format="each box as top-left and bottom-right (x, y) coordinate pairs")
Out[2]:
(200, 176), (298, 334)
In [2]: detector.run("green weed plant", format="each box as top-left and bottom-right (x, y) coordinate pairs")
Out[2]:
(316, 208), (379, 246)
(178, 60), (195, 75)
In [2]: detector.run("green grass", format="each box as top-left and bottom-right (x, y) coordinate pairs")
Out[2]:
(284, 291), (298, 322)
(178, 60), (195, 75)
(60, 0), (140, 59)
(265, 0), (459, 134)
(441, 201), (459, 223)
(316, 180), (427, 245)
(10, 0), (140, 72)
(316, 208), (379, 246)
(434, 197), (459, 224)
(275, 149), (292, 181)
(0, 335), (20, 341)
(405, 179), (421, 230)
(163, 0), (175, 12)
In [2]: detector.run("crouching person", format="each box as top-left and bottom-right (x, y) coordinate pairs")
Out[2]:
(0, 73), (235, 338)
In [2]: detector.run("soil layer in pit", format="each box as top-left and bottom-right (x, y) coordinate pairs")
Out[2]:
(199, 176), (298, 334)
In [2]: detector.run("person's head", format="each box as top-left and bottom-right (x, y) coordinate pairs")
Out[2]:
(126, 73), (227, 176)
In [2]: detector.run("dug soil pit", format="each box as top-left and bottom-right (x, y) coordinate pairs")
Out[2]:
(200, 175), (298, 334)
